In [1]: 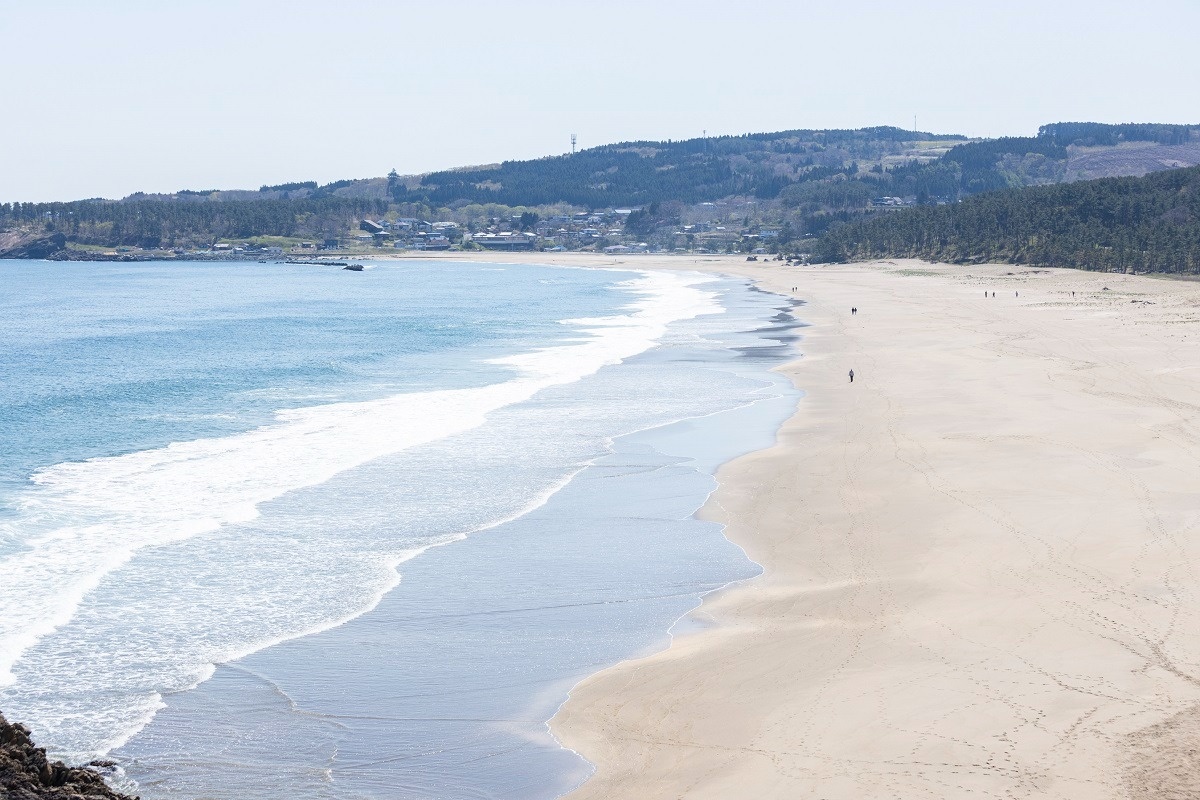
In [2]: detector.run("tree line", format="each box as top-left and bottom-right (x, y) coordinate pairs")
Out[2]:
(0, 197), (388, 249)
(813, 165), (1200, 274)
(1037, 122), (1197, 147)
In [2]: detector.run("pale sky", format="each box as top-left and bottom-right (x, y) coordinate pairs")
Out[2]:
(2, 0), (1198, 202)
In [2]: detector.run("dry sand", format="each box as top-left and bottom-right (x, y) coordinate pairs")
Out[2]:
(465, 253), (1200, 798)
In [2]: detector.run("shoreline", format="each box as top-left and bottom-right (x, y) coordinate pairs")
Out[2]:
(12, 253), (1200, 797)
(76, 260), (799, 798)
(445, 253), (1200, 799)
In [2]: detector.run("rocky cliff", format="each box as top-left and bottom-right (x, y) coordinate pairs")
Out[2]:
(0, 230), (66, 259)
(0, 713), (136, 800)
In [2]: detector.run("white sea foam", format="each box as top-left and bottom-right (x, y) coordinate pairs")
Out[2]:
(0, 271), (722, 689)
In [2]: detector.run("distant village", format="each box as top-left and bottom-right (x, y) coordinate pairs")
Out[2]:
(300, 197), (909, 257)
(224, 203), (802, 258)
(323, 204), (803, 256)
(344, 208), (736, 255)
(350, 200), (862, 254)
(68, 194), (926, 262)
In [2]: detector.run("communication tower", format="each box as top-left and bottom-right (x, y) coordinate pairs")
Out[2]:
(571, 134), (577, 154)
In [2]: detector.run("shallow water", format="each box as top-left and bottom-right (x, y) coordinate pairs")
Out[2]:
(0, 258), (800, 798)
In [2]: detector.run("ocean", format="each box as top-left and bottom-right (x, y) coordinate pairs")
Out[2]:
(0, 258), (800, 799)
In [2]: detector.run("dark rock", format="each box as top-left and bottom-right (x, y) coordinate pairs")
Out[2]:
(0, 712), (137, 799)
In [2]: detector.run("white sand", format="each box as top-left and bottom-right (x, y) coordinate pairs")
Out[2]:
(465, 253), (1200, 798)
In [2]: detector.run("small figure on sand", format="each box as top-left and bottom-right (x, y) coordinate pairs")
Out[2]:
(851, 307), (857, 315)
(849, 369), (855, 383)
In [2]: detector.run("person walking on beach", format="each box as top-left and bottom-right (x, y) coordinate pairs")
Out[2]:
(849, 369), (855, 383)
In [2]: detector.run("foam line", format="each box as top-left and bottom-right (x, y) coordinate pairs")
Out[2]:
(0, 271), (722, 688)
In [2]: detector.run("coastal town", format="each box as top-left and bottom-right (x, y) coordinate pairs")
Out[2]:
(54, 199), (835, 261)
(348, 204), (791, 254)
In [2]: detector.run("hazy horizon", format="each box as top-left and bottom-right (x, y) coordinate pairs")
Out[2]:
(3, 0), (1199, 203)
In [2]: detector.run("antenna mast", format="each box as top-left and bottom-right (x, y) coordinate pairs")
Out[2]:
(570, 133), (577, 154)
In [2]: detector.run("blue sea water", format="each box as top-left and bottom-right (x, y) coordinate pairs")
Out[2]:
(0, 259), (800, 798)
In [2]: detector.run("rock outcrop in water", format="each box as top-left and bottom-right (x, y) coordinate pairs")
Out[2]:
(0, 713), (136, 800)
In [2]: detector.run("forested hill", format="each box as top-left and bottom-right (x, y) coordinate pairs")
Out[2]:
(3, 121), (1200, 256)
(399, 126), (965, 207)
(400, 122), (1200, 209)
(814, 165), (1200, 273)
(398, 122), (1200, 208)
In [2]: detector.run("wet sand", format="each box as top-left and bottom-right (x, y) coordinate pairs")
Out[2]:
(452, 253), (1200, 800)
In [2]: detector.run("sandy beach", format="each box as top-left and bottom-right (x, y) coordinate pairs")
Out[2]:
(451, 253), (1200, 799)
